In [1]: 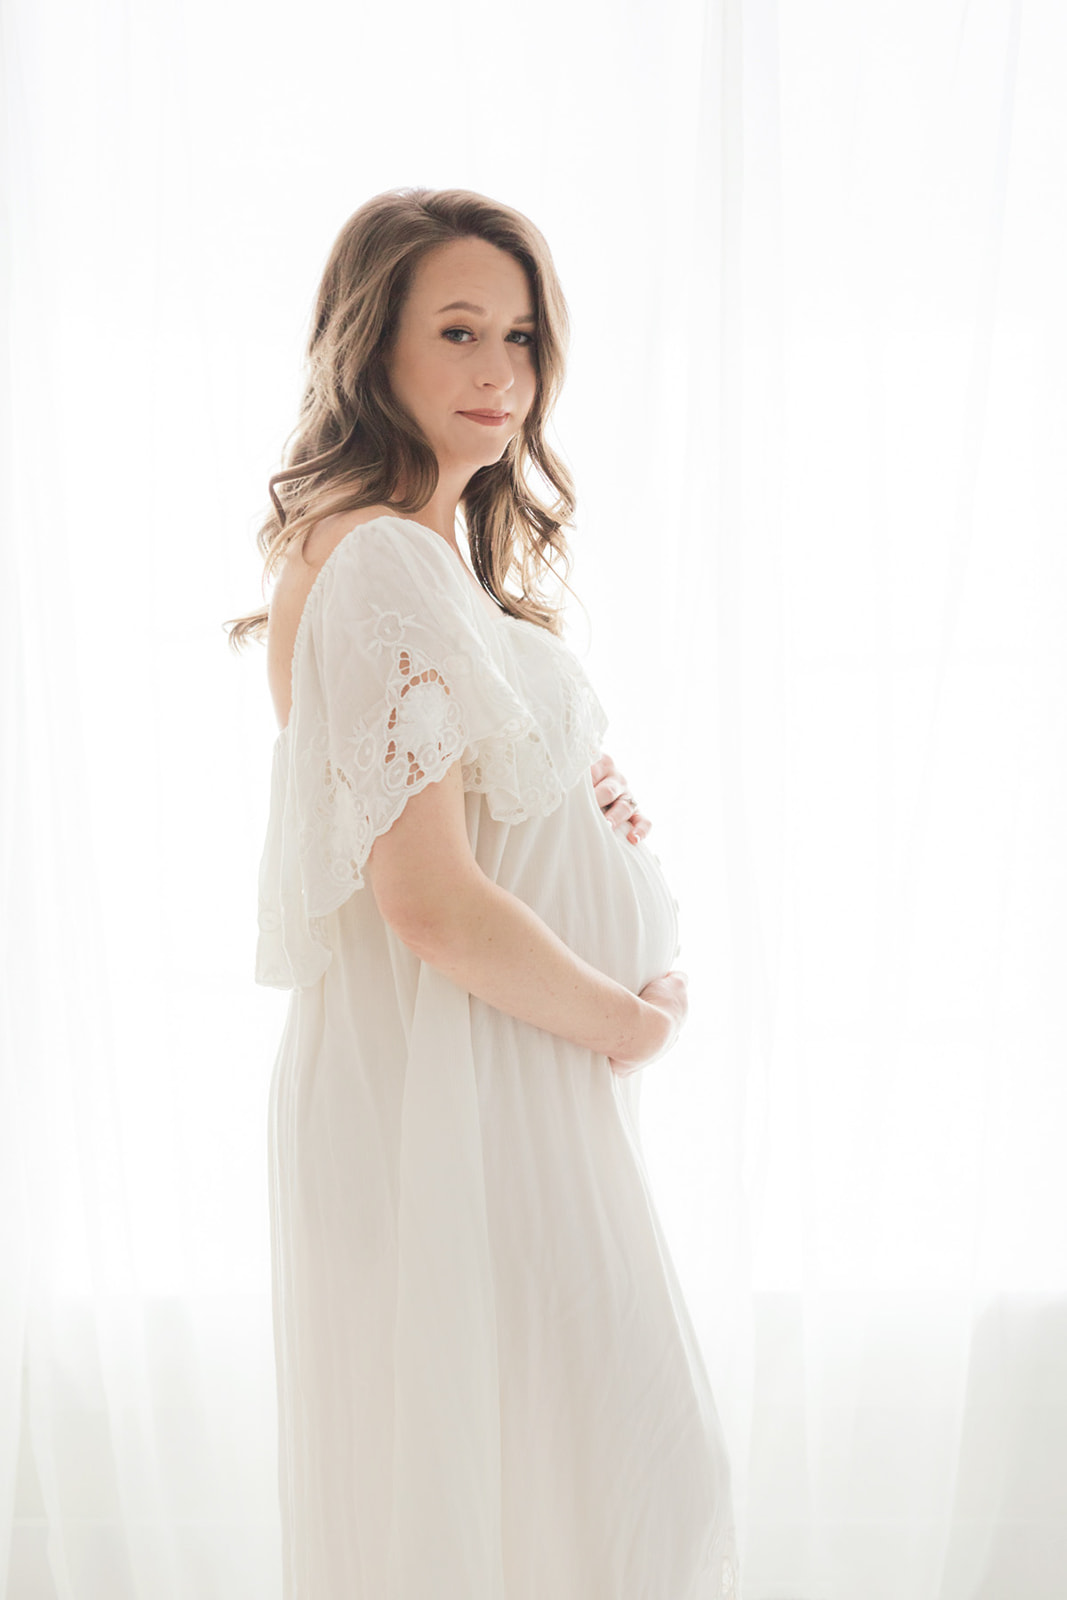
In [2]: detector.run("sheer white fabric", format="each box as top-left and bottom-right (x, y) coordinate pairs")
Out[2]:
(257, 516), (740, 1597)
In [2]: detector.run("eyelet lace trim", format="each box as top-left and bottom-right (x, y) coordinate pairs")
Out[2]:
(256, 595), (608, 987)
(300, 630), (605, 901)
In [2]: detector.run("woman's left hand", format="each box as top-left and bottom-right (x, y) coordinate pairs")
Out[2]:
(590, 750), (652, 845)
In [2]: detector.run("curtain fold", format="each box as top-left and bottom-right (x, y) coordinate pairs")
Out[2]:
(3, 0), (1063, 1596)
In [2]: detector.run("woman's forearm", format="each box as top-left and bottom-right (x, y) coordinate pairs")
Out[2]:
(396, 873), (667, 1062)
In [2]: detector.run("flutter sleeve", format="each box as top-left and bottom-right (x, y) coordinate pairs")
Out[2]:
(255, 518), (605, 989)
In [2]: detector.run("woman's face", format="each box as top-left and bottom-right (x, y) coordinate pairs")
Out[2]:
(385, 236), (538, 478)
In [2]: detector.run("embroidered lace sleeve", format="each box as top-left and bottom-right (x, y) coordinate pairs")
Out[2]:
(255, 518), (608, 989)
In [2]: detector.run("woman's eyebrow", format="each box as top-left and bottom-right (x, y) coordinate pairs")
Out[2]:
(435, 300), (536, 323)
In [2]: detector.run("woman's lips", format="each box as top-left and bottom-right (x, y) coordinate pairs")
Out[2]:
(459, 411), (509, 425)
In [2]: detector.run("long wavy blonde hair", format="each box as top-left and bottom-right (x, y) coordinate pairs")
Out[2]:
(224, 186), (581, 650)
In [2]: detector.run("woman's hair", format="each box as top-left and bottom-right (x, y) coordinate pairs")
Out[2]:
(224, 186), (581, 650)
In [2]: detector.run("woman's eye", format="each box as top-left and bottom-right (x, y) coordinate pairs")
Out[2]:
(442, 327), (535, 346)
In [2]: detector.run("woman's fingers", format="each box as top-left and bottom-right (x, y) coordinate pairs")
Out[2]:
(589, 750), (614, 787)
(591, 752), (652, 844)
(603, 795), (652, 843)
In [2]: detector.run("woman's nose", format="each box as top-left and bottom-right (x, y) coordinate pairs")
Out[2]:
(477, 339), (516, 390)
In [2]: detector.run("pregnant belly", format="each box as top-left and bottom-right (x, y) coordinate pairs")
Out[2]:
(504, 770), (681, 996)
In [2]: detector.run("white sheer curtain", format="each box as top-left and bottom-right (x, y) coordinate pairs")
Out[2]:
(3, 0), (1064, 1595)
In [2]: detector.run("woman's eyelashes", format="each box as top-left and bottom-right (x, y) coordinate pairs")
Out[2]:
(442, 326), (536, 346)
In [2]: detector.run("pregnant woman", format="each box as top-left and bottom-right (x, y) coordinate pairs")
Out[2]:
(229, 186), (740, 1599)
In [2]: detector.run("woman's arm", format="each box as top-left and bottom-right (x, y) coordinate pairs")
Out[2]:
(364, 760), (671, 1065)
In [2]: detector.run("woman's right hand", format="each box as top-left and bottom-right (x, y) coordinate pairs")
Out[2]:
(609, 971), (689, 1076)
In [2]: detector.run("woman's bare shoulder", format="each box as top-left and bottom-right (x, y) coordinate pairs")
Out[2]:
(299, 504), (398, 570)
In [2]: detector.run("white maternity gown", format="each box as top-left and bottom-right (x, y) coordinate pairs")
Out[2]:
(255, 515), (740, 1600)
